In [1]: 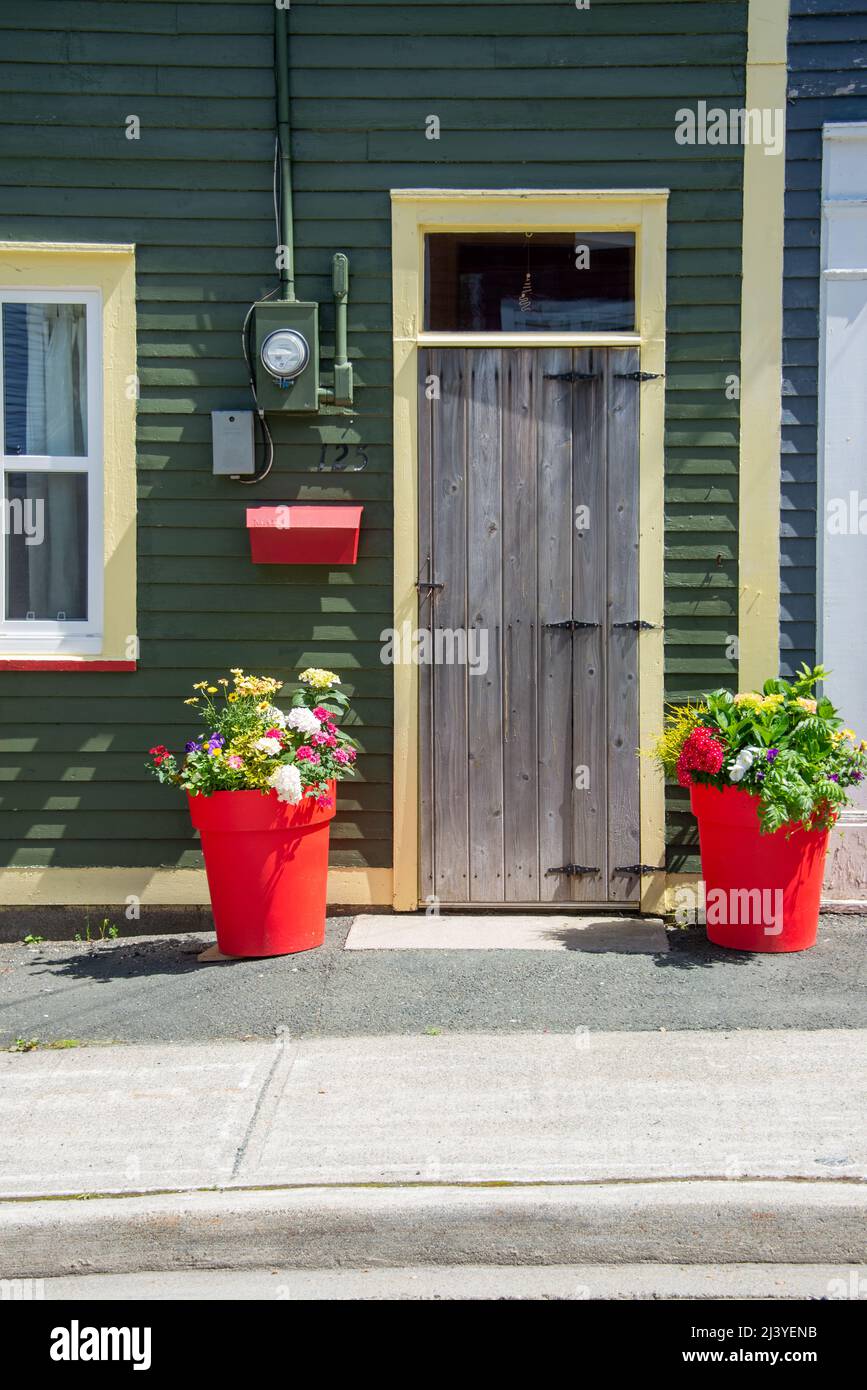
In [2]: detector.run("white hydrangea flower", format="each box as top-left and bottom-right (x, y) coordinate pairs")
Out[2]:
(267, 763), (303, 804)
(264, 705), (287, 729)
(254, 736), (283, 756)
(286, 707), (322, 737)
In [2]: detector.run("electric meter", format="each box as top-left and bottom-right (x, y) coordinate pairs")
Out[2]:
(260, 328), (310, 383)
(251, 300), (319, 413)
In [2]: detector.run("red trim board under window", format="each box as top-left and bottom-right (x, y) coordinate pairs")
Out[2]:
(0, 660), (137, 671)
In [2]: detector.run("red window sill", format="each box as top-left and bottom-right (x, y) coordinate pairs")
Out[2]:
(0, 660), (137, 671)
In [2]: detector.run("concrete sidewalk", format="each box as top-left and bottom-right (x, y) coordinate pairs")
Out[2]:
(1, 1029), (865, 1276)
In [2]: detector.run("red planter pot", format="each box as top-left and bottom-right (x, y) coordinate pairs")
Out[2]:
(690, 783), (829, 953)
(188, 783), (336, 957)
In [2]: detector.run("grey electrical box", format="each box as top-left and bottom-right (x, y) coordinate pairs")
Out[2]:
(212, 410), (255, 476)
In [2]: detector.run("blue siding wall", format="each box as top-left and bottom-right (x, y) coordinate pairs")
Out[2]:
(781, 0), (867, 675)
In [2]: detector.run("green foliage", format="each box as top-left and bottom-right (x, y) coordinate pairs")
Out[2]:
(644, 665), (867, 834)
(74, 916), (119, 945)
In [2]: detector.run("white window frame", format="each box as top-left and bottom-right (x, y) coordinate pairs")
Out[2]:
(0, 286), (103, 655)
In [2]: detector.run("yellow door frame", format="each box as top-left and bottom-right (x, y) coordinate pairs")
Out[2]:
(737, 0), (789, 688)
(390, 189), (669, 912)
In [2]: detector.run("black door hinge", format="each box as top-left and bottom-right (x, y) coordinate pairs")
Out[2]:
(612, 620), (659, 631)
(416, 580), (444, 596)
(614, 864), (661, 876)
(543, 370), (600, 382)
(546, 864), (600, 876)
(614, 371), (664, 382)
(545, 619), (600, 631)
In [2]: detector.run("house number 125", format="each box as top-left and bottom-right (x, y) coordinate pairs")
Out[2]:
(317, 443), (369, 472)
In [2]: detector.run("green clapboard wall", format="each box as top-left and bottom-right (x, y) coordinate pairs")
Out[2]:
(0, 0), (747, 873)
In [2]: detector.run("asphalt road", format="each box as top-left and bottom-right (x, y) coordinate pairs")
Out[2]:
(0, 915), (864, 1044)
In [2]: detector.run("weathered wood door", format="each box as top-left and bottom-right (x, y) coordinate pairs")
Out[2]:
(418, 347), (642, 907)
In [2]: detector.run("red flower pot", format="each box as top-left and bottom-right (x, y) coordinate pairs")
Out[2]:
(690, 783), (829, 953)
(187, 783), (336, 957)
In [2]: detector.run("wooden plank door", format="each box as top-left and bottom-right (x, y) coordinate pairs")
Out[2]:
(418, 347), (641, 907)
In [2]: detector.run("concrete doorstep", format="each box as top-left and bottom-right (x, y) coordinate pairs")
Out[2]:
(0, 1029), (864, 1278)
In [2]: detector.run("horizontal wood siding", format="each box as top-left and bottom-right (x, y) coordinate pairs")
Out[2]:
(781, 0), (867, 678)
(0, 0), (747, 872)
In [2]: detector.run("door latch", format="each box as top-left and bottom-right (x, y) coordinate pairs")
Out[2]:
(614, 864), (661, 876)
(543, 370), (600, 382)
(612, 620), (659, 631)
(545, 619), (600, 631)
(546, 864), (600, 876)
(614, 371), (664, 382)
(416, 580), (444, 596)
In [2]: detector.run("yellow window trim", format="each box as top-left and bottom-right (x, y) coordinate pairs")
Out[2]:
(0, 241), (137, 664)
(390, 189), (668, 913)
(738, 0), (789, 687)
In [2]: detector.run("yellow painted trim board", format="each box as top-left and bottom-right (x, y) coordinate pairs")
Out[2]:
(738, 1), (789, 688)
(0, 866), (394, 908)
(0, 241), (137, 663)
(391, 191), (668, 913)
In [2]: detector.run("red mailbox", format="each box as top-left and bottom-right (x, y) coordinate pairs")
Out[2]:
(246, 504), (363, 565)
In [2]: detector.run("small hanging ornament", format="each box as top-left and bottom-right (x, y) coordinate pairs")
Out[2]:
(518, 233), (533, 313)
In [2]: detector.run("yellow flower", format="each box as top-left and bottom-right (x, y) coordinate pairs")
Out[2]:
(759, 693), (785, 709)
(733, 693), (761, 709)
(298, 667), (340, 691)
(841, 728), (856, 741)
(192, 681), (208, 690)
(183, 697), (199, 705)
(795, 697), (817, 713)
(228, 692), (238, 703)
(207, 686), (218, 694)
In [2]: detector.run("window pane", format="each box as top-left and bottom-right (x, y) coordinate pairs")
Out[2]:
(4, 472), (88, 621)
(2, 302), (88, 456)
(425, 232), (635, 332)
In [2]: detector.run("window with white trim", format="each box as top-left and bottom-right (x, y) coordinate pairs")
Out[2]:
(0, 288), (103, 654)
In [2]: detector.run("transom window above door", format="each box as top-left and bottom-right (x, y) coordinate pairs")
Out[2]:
(424, 231), (635, 333)
(0, 288), (102, 654)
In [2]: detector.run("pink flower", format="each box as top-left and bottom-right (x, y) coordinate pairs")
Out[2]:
(335, 748), (350, 764)
(316, 795), (333, 809)
(295, 745), (313, 761)
(313, 706), (330, 721)
(345, 747), (357, 762)
(264, 728), (284, 742)
(324, 721), (338, 735)
(325, 735), (337, 748)
(310, 732), (329, 745)
(226, 755), (244, 770)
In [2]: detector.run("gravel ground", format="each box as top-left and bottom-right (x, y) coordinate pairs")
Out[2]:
(0, 914), (864, 1045)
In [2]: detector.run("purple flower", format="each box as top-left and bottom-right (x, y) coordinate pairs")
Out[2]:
(766, 748), (779, 761)
(207, 733), (225, 749)
(854, 772), (864, 782)
(185, 739), (202, 753)
(829, 773), (839, 783)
